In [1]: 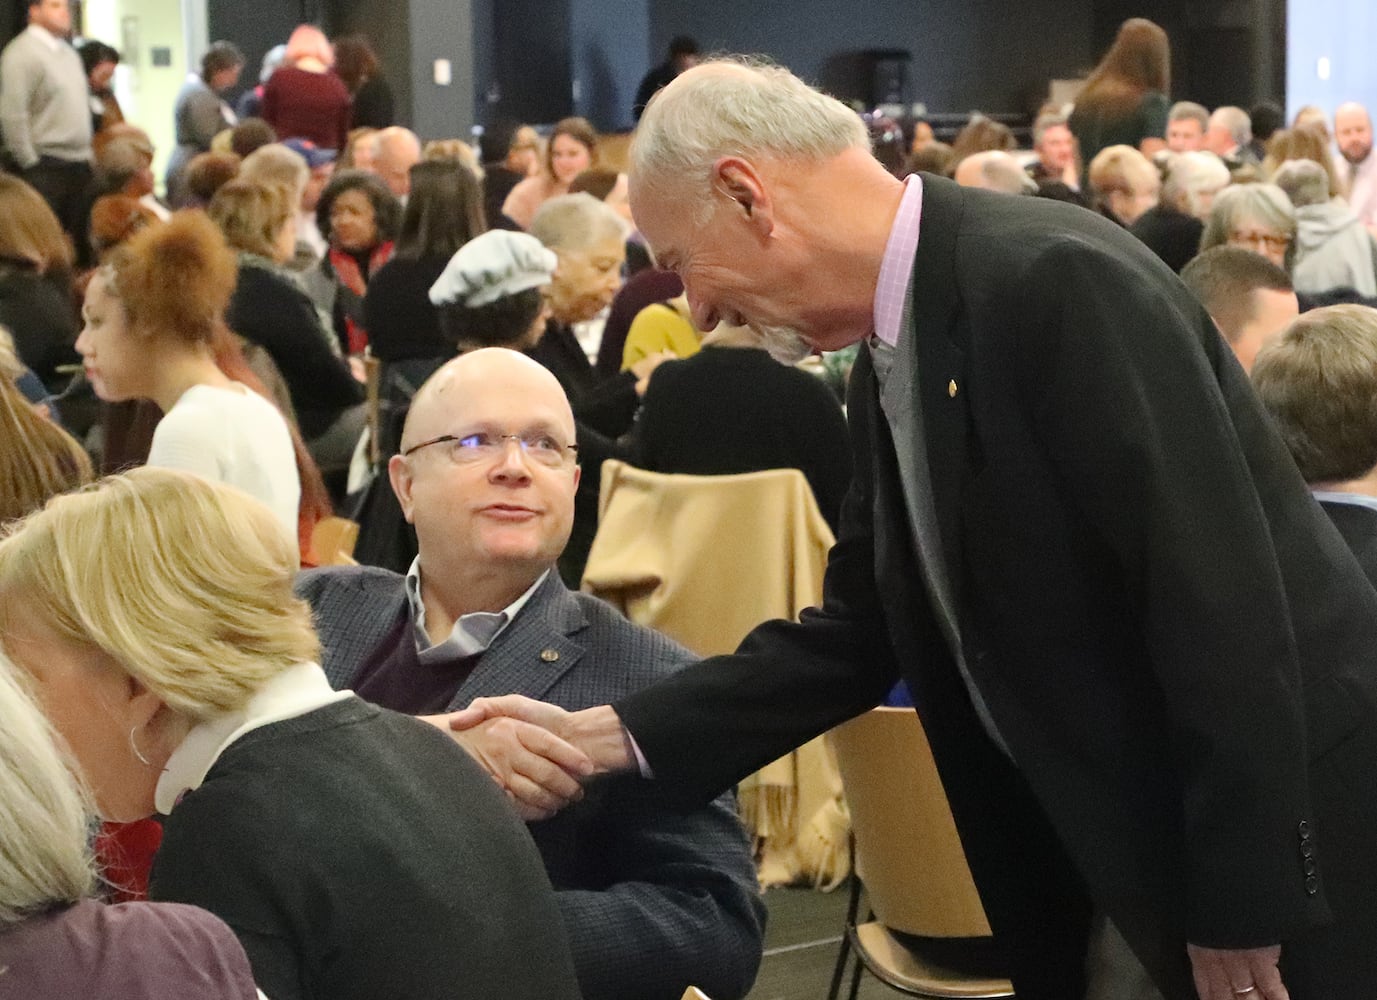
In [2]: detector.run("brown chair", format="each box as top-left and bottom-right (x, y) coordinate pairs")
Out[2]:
(826, 707), (1014, 1000)
(582, 461), (849, 889)
(679, 989), (712, 1000)
(310, 515), (359, 566)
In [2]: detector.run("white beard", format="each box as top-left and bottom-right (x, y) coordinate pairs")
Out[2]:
(752, 323), (814, 365)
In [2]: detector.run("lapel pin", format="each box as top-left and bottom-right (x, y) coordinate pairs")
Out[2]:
(540, 648), (560, 663)
(948, 379), (959, 398)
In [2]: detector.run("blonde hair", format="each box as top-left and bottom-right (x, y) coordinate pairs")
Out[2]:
(0, 468), (319, 721)
(0, 175), (72, 274)
(209, 179), (293, 258)
(0, 654), (95, 923)
(630, 56), (869, 214)
(0, 328), (92, 523)
(1088, 144), (1158, 199)
(239, 143), (310, 206)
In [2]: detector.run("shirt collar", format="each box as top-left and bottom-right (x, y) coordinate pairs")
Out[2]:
(404, 558), (548, 664)
(871, 173), (925, 348)
(1311, 489), (1377, 514)
(26, 24), (62, 51)
(155, 663), (351, 814)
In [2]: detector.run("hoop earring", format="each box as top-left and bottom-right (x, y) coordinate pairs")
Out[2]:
(128, 725), (152, 767)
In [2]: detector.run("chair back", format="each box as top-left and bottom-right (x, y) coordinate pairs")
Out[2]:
(310, 515), (360, 566)
(581, 460), (834, 656)
(829, 707), (992, 938)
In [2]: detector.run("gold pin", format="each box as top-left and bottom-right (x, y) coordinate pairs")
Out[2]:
(948, 379), (958, 398)
(540, 649), (560, 663)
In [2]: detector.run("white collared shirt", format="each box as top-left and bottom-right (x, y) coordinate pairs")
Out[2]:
(155, 662), (352, 815)
(403, 558), (547, 664)
(1312, 489), (1377, 514)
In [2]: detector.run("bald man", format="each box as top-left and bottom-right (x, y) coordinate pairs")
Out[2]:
(371, 125), (421, 199)
(953, 150), (1036, 194)
(1335, 102), (1377, 230)
(297, 349), (764, 1000)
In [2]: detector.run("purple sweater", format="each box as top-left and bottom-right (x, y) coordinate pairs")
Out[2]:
(0, 898), (258, 999)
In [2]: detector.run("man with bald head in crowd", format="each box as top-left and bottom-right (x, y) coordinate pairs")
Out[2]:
(457, 57), (1377, 1000)
(1335, 102), (1376, 231)
(953, 150), (1035, 195)
(297, 349), (763, 1000)
(371, 125), (421, 200)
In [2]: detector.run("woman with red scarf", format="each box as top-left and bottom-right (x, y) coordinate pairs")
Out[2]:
(315, 169), (401, 356)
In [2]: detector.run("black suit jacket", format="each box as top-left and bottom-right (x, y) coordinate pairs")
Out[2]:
(616, 177), (1377, 998)
(1319, 498), (1377, 590)
(296, 567), (765, 1000)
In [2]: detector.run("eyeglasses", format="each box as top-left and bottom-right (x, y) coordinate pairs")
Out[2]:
(402, 430), (578, 468)
(1230, 230), (1291, 252)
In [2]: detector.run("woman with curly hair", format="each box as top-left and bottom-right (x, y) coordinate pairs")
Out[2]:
(76, 211), (300, 537)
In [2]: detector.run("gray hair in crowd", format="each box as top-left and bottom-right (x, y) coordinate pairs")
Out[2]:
(959, 151), (1036, 195)
(528, 192), (628, 254)
(1200, 182), (1297, 252)
(1272, 158), (1332, 209)
(1210, 106), (1253, 149)
(0, 654), (95, 924)
(1162, 151), (1230, 217)
(1169, 101), (1210, 130)
(630, 56), (870, 215)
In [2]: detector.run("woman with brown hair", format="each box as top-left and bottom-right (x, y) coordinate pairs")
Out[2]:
(0, 328), (91, 524)
(333, 34), (394, 130)
(502, 117), (601, 229)
(76, 211), (301, 537)
(1263, 127), (1343, 199)
(1069, 17), (1171, 164)
(0, 176), (79, 392)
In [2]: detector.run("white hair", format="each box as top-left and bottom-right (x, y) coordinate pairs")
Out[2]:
(1273, 158), (1332, 209)
(528, 192), (628, 254)
(1210, 106), (1252, 148)
(0, 653), (94, 924)
(629, 56), (870, 213)
(1162, 151), (1230, 216)
(956, 151), (1036, 195)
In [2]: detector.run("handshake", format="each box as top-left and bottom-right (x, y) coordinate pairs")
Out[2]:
(423, 697), (636, 820)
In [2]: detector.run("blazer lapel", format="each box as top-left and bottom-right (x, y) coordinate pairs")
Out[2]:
(883, 174), (971, 654)
(448, 573), (586, 709)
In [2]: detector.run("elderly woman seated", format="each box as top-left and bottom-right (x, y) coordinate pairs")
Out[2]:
(1128, 150), (1230, 272)
(0, 468), (582, 1000)
(1200, 182), (1297, 271)
(0, 656), (258, 997)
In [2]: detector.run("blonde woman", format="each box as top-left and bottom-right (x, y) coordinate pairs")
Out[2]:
(76, 210), (301, 536)
(0, 327), (91, 523)
(0, 469), (581, 1000)
(0, 656), (258, 998)
(502, 117), (601, 229)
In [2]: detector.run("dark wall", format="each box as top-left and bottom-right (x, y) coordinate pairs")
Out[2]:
(571, 0), (650, 131)
(207, 0), (318, 111)
(649, 0), (1097, 115)
(326, 0), (414, 129)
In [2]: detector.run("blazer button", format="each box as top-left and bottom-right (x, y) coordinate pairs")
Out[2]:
(540, 648), (560, 662)
(1305, 875), (1319, 896)
(1298, 820), (1311, 837)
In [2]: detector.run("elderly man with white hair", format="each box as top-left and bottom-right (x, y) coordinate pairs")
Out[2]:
(1129, 150), (1230, 272)
(1274, 157), (1377, 297)
(953, 149), (1036, 195)
(371, 126), (422, 200)
(450, 56), (1377, 1000)
(1205, 106), (1256, 167)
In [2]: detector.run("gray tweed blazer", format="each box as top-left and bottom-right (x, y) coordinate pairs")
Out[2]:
(296, 565), (765, 1000)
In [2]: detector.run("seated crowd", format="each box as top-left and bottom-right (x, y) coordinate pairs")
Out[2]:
(4, 3), (1377, 999)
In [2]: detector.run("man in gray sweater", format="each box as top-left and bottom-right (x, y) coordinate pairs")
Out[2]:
(0, 0), (92, 236)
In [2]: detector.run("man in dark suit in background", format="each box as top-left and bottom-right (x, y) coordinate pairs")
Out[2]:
(454, 59), (1377, 1000)
(1252, 302), (1377, 588)
(296, 348), (764, 1000)
(632, 35), (699, 122)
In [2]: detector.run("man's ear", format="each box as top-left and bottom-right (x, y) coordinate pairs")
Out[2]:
(712, 156), (773, 235)
(388, 455), (418, 525)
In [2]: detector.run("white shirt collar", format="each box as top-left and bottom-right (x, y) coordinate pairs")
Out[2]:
(404, 558), (548, 664)
(26, 24), (62, 51)
(1311, 489), (1377, 514)
(155, 662), (352, 814)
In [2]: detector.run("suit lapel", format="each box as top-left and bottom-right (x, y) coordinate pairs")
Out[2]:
(448, 573), (587, 709)
(882, 174), (970, 654)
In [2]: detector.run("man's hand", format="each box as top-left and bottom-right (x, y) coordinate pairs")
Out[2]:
(420, 712), (594, 821)
(450, 695), (637, 777)
(1187, 943), (1288, 1000)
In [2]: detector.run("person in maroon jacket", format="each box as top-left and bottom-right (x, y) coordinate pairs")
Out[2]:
(263, 25), (351, 152)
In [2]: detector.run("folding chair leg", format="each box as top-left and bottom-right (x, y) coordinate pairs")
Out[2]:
(846, 946), (864, 1000)
(826, 933), (852, 1000)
